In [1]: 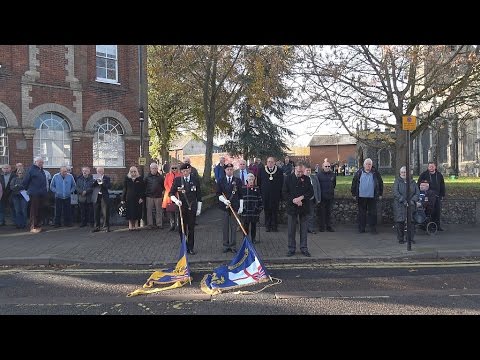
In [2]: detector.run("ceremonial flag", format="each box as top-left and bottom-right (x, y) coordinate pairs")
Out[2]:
(201, 235), (270, 295)
(127, 234), (191, 297)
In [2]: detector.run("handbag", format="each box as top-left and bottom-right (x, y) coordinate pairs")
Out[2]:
(166, 202), (177, 212)
(118, 202), (127, 217)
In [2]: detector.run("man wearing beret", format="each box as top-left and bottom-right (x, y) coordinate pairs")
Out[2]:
(169, 163), (202, 255)
(216, 163), (243, 253)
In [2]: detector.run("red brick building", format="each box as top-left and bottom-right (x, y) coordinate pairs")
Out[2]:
(0, 45), (148, 184)
(308, 134), (357, 167)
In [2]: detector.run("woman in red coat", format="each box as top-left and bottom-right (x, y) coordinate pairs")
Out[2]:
(162, 163), (181, 231)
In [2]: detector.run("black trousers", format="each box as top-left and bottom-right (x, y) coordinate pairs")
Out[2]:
(396, 221), (415, 241)
(264, 200), (279, 230)
(79, 202), (94, 225)
(357, 197), (377, 231)
(432, 197), (442, 226)
(54, 198), (72, 226)
(243, 220), (258, 242)
(318, 198), (334, 230)
(178, 207), (196, 251)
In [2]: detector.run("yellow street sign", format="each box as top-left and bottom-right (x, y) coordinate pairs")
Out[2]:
(402, 115), (417, 131)
(138, 157), (147, 165)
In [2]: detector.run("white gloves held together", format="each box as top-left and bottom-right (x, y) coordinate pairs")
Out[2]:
(218, 195), (231, 206)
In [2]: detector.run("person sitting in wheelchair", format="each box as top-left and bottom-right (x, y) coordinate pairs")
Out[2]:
(414, 180), (438, 233)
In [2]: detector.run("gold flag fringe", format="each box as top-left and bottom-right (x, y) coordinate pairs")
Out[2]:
(127, 280), (190, 297)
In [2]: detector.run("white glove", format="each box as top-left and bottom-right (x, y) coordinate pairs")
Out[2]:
(171, 195), (182, 206)
(219, 195), (231, 206)
(196, 202), (202, 216)
(238, 199), (244, 214)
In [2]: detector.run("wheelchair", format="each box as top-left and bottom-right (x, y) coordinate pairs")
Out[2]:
(413, 206), (438, 235)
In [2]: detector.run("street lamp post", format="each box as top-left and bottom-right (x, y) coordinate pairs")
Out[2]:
(138, 45), (145, 166)
(138, 45), (146, 227)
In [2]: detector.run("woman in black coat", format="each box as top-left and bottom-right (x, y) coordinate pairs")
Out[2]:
(122, 166), (145, 231)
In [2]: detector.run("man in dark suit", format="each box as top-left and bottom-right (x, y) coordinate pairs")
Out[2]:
(169, 163), (202, 255)
(217, 163), (243, 253)
(91, 166), (112, 232)
(257, 156), (284, 232)
(233, 159), (251, 187)
(283, 162), (314, 257)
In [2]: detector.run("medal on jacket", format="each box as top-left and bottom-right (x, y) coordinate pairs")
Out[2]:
(265, 166), (277, 181)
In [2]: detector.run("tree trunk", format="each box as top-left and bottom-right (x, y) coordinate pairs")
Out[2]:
(203, 111), (215, 185)
(395, 122), (408, 173)
(160, 145), (169, 165)
(451, 116), (459, 176)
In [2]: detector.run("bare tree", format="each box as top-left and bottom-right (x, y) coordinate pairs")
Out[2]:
(296, 45), (480, 169)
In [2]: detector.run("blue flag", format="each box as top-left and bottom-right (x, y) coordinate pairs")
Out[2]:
(201, 235), (270, 295)
(127, 234), (191, 296)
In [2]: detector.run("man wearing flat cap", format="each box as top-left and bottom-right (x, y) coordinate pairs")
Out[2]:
(169, 162), (202, 255)
(216, 163), (243, 253)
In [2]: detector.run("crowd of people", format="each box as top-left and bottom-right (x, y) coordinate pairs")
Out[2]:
(1, 155), (446, 257)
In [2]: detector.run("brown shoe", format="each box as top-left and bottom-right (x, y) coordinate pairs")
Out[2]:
(30, 228), (42, 233)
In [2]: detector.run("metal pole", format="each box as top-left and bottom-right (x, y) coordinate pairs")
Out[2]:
(138, 45), (145, 164)
(406, 129), (412, 250)
(138, 45), (146, 227)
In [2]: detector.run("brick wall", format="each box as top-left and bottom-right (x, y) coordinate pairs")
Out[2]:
(0, 45), (146, 184)
(310, 144), (356, 166)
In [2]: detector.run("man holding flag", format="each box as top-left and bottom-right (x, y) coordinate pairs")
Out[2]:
(217, 163), (243, 253)
(169, 163), (202, 255)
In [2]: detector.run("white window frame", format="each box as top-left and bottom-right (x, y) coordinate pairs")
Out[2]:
(33, 112), (72, 168)
(96, 45), (119, 84)
(377, 148), (392, 168)
(0, 114), (8, 165)
(93, 117), (125, 168)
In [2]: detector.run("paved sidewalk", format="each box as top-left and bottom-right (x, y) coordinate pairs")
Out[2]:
(0, 208), (479, 266)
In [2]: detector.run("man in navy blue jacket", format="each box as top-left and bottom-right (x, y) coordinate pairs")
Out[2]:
(22, 157), (47, 233)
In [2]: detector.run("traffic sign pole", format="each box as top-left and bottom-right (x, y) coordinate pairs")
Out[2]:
(402, 116), (417, 251)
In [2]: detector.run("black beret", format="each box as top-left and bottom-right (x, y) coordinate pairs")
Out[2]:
(224, 163), (234, 168)
(180, 163), (191, 170)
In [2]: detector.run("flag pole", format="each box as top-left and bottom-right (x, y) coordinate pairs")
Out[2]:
(176, 193), (191, 285)
(177, 193), (185, 235)
(222, 192), (248, 236)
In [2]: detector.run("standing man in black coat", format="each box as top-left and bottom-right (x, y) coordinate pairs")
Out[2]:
(169, 163), (202, 255)
(257, 156), (284, 232)
(317, 161), (336, 232)
(417, 161), (446, 231)
(283, 162), (314, 257)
